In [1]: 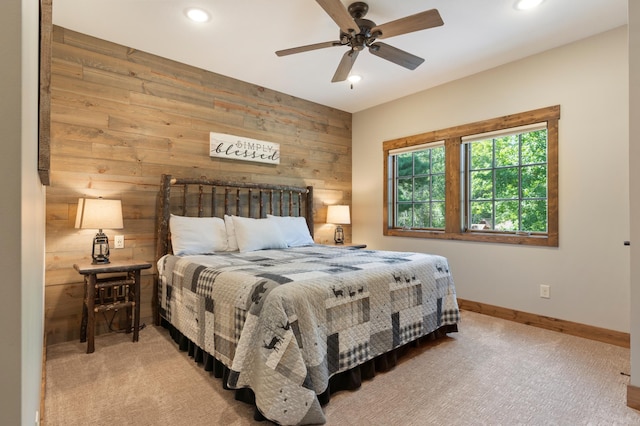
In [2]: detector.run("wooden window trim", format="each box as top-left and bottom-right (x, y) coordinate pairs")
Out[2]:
(383, 105), (560, 247)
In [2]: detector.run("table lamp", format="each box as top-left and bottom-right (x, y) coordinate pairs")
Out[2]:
(75, 198), (124, 264)
(326, 205), (350, 244)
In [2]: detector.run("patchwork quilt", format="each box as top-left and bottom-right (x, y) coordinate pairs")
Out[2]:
(157, 245), (459, 425)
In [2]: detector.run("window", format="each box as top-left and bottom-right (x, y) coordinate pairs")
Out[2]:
(464, 124), (548, 233)
(391, 142), (446, 230)
(383, 106), (559, 247)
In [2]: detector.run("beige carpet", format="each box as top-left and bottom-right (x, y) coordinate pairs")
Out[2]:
(44, 311), (640, 425)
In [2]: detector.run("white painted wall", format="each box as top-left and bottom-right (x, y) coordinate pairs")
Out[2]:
(628, 1), (640, 386)
(352, 27), (630, 332)
(0, 0), (46, 424)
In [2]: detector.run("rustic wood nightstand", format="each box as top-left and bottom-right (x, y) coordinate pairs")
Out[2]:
(74, 259), (152, 354)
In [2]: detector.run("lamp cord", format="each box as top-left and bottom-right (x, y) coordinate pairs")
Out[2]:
(102, 309), (146, 333)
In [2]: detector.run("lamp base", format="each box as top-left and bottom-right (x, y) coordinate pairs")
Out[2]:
(92, 231), (111, 264)
(334, 225), (344, 244)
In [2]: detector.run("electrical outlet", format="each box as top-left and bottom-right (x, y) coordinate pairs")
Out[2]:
(540, 284), (550, 299)
(114, 235), (125, 249)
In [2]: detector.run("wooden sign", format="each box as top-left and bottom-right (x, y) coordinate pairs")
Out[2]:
(210, 132), (280, 164)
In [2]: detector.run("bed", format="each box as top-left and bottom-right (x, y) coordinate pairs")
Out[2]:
(155, 174), (460, 425)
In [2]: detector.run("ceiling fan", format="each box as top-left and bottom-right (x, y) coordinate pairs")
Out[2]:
(276, 0), (444, 83)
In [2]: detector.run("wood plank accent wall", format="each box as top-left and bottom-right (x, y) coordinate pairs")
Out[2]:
(46, 26), (352, 345)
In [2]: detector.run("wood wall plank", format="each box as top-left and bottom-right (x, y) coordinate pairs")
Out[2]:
(46, 26), (352, 345)
(39, 0), (52, 184)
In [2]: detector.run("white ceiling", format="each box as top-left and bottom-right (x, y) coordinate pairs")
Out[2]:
(53, 0), (627, 113)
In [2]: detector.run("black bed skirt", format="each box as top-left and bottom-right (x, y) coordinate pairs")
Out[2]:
(162, 319), (458, 422)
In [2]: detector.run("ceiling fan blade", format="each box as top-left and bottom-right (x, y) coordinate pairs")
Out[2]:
(276, 41), (341, 57)
(372, 9), (444, 39)
(369, 42), (424, 70)
(316, 0), (360, 34)
(332, 49), (359, 82)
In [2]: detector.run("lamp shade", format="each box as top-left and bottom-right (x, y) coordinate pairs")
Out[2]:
(326, 205), (350, 225)
(75, 198), (124, 230)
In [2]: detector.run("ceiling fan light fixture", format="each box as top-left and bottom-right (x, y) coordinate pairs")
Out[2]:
(515, 0), (544, 10)
(185, 8), (210, 23)
(347, 75), (362, 83)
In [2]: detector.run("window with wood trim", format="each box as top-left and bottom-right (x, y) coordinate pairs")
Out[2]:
(383, 106), (560, 247)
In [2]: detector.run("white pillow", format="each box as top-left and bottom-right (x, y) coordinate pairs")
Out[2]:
(170, 215), (228, 255)
(224, 215), (239, 251)
(267, 214), (314, 247)
(231, 216), (288, 252)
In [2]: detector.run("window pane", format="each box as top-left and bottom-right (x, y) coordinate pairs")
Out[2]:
(470, 140), (493, 170)
(391, 145), (446, 230)
(397, 204), (412, 228)
(495, 135), (519, 167)
(397, 178), (412, 202)
(471, 170), (493, 200)
(414, 176), (430, 201)
(470, 201), (493, 228)
(521, 165), (547, 199)
(495, 167), (519, 199)
(432, 174), (445, 201)
(431, 146), (445, 173)
(413, 151), (430, 175)
(522, 130), (547, 165)
(397, 153), (413, 177)
(413, 203), (430, 228)
(432, 202), (446, 228)
(521, 200), (547, 232)
(466, 127), (549, 234)
(495, 200), (519, 231)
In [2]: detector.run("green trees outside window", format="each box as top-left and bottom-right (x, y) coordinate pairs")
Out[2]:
(466, 129), (548, 233)
(383, 106), (559, 247)
(395, 145), (446, 229)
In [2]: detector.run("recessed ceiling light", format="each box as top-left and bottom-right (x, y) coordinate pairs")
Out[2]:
(347, 75), (362, 83)
(515, 0), (544, 10)
(185, 8), (210, 23)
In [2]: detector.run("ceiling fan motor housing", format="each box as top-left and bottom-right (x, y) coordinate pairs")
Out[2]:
(341, 18), (377, 50)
